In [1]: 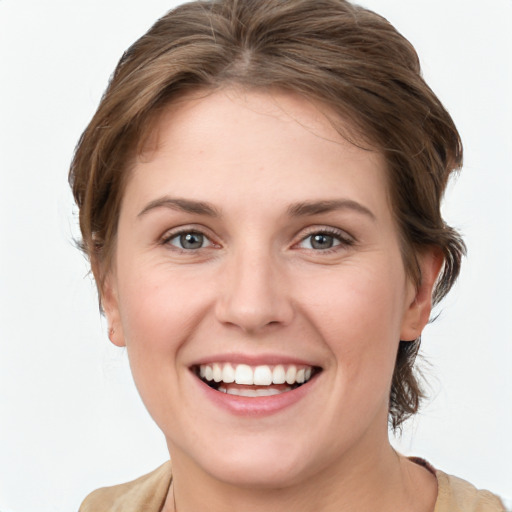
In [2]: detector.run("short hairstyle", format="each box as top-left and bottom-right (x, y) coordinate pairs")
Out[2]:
(69, 0), (466, 429)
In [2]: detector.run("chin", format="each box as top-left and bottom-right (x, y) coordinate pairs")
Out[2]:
(206, 455), (310, 489)
(176, 432), (320, 489)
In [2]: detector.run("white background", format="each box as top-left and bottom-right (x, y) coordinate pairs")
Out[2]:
(0, 0), (511, 510)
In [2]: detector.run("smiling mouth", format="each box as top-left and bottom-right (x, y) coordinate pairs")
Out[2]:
(193, 363), (321, 397)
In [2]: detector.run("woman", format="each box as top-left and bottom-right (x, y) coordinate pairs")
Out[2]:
(70, 0), (506, 510)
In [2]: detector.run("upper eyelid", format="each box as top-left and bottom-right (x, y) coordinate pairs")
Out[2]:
(292, 227), (357, 253)
(161, 224), (214, 238)
(295, 225), (354, 242)
(160, 225), (220, 248)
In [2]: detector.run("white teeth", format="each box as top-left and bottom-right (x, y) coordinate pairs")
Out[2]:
(219, 386), (291, 397)
(272, 365), (286, 384)
(222, 363), (235, 383)
(235, 364), (253, 385)
(198, 363), (316, 387)
(212, 363), (222, 382)
(285, 366), (297, 385)
(253, 365), (273, 385)
(256, 387), (284, 396)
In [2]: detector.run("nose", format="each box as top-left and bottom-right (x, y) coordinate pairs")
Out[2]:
(214, 246), (294, 333)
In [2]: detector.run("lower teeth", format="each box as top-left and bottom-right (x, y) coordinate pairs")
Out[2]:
(217, 386), (293, 397)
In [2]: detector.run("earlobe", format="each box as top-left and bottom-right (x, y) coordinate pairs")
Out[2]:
(101, 272), (126, 348)
(400, 248), (444, 342)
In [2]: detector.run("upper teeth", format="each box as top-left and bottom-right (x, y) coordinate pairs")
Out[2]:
(198, 363), (313, 386)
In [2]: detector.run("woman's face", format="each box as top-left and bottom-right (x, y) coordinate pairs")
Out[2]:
(104, 89), (436, 487)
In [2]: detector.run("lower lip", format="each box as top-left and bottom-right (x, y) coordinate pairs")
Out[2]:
(193, 373), (320, 416)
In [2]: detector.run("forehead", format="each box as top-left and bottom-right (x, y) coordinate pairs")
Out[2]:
(144, 87), (370, 152)
(126, 88), (390, 217)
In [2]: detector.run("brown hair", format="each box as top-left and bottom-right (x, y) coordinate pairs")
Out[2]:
(69, 0), (465, 429)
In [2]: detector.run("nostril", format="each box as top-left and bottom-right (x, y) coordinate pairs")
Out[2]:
(214, 263), (294, 331)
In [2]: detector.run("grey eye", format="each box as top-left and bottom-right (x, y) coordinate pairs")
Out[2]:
(310, 233), (335, 249)
(299, 233), (342, 250)
(169, 232), (210, 250)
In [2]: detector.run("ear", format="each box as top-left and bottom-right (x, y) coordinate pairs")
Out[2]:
(400, 248), (444, 342)
(101, 271), (126, 348)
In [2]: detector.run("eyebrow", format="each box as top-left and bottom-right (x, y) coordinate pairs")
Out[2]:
(287, 199), (376, 220)
(137, 197), (220, 218)
(137, 196), (375, 221)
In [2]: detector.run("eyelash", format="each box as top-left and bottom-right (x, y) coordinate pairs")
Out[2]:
(160, 226), (355, 253)
(160, 228), (217, 253)
(295, 227), (355, 253)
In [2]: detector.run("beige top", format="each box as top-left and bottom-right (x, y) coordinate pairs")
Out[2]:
(79, 460), (506, 512)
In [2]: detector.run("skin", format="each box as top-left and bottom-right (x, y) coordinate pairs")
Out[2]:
(102, 89), (441, 512)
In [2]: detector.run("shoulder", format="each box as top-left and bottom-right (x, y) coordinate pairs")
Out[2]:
(78, 461), (172, 512)
(435, 469), (506, 512)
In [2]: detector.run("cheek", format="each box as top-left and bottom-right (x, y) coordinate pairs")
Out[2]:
(115, 263), (212, 365)
(114, 267), (209, 422)
(306, 262), (406, 338)
(300, 260), (407, 380)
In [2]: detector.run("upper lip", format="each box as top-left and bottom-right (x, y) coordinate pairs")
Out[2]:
(189, 353), (322, 368)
